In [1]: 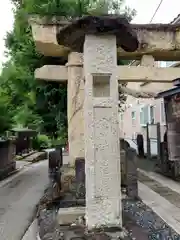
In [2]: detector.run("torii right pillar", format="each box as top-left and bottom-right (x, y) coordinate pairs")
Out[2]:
(57, 15), (139, 229)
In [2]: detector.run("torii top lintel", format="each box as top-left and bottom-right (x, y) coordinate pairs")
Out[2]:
(56, 15), (139, 53)
(29, 15), (180, 60)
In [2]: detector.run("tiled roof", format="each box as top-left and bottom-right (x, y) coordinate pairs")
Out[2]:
(170, 13), (180, 24)
(155, 86), (180, 99)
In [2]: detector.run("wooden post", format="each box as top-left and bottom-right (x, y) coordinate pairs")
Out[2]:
(75, 157), (85, 199)
(156, 122), (161, 166)
(146, 123), (151, 160)
(126, 147), (138, 199)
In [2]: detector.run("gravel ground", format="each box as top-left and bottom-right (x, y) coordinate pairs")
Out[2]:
(36, 164), (180, 240)
(37, 195), (180, 240)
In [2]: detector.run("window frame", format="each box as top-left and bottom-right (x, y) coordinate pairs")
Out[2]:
(140, 105), (146, 126)
(149, 105), (155, 124)
(131, 110), (136, 126)
(160, 100), (166, 125)
(140, 104), (155, 126)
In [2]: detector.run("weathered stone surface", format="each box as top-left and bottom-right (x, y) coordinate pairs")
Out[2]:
(61, 167), (76, 193)
(118, 65), (180, 83)
(35, 65), (67, 81)
(67, 52), (85, 164)
(57, 207), (85, 225)
(125, 148), (138, 199)
(35, 64), (180, 84)
(84, 34), (121, 228)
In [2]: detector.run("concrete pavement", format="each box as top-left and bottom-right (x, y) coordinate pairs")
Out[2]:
(22, 220), (38, 240)
(0, 160), (49, 240)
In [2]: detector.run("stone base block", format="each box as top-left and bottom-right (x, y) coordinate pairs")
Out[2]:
(0, 161), (16, 180)
(126, 148), (138, 199)
(61, 167), (76, 193)
(57, 207), (85, 225)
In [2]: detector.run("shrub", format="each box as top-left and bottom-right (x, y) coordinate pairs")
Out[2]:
(32, 134), (51, 150)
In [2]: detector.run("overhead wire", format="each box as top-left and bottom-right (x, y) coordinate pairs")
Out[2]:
(149, 0), (164, 23)
(130, 0), (164, 66)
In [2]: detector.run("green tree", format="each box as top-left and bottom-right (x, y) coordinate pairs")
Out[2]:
(1, 0), (136, 139)
(0, 89), (14, 135)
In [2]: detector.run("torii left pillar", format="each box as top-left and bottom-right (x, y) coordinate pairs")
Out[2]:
(66, 52), (85, 165)
(35, 52), (85, 165)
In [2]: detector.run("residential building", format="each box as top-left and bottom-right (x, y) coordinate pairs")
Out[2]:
(120, 14), (180, 144)
(119, 92), (166, 141)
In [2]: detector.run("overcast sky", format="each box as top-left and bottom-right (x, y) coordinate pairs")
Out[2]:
(0, 0), (14, 68)
(0, 0), (180, 69)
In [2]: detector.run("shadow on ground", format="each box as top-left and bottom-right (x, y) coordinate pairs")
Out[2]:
(137, 157), (157, 172)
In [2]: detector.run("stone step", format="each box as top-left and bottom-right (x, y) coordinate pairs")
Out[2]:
(24, 151), (46, 163)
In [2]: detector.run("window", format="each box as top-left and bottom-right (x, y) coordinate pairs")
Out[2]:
(140, 105), (149, 126)
(158, 61), (176, 68)
(140, 105), (155, 126)
(131, 111), (136, 125)
(160, 100), (166, 124)
(165, 61), (176, 67)
(158, 61), (167, 68)
(131, 111), (135, 119)
(144, 106), (149, 125)
(140, 109), (144, 125)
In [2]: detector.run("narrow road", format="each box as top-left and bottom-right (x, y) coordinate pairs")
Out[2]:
(0, 160), (49, 240)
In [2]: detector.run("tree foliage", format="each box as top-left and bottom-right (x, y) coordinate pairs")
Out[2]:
(0, 0), (136, 139)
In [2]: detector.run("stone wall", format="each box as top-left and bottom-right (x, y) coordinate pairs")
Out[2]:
(0, 139), (16, 179)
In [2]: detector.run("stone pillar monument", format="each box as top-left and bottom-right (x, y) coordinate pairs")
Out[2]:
(66, 52), (84, 165)
(83, 34), (121, 228)
(56, 14), (139, 229)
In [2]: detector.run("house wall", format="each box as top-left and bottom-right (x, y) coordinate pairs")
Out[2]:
(119, 94), (167, 141)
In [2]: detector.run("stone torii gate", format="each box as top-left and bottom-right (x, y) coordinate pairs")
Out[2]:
(30, 16), (180, 166)
(30, 15), (180, 229)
